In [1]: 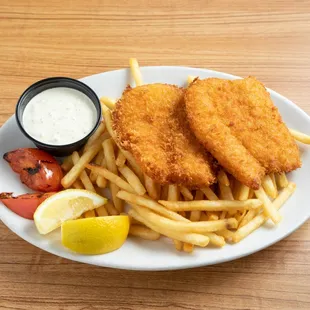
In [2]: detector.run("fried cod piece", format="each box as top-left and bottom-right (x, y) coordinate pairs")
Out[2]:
(184, 77), (301, 189)
(113, 84), (216, 188)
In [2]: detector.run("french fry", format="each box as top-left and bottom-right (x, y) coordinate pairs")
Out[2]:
(71, 152), (96, 192)
(100, 96), (116, 110)
(218, 170), (230, 186)
(207, 212), (219, 221)
(96, 157), (108, 188)
(183, 243), (194, 253)
(95, 205), (108, 217)
(121, 150), (144, 182)
(133, 205), (238, 233)
(189, 190), (203, 222)
(158, 199), (262, 212)
(289, 128), (310, 144)
(234, 182), (250, 201)
(89, 150), (104, 182)
(83, 122), (106, 152)
(187, 75), (197, 85)
(118, 165), (146, 195)
(238, 209), (257, 228)
(105, 201), (119, 215)
(103, 138), (123, 213)
(61, 136), (106, 188)
(254, 187), (281, 224)
(144, 174), (159, 200)
(219, 182), (234, 200)
(116, 150), (126, 167)
(72, 179), (84, 189)
(84, 209), (96, 218)
(87, 164), (135, 193)
(216, 229), (234, 242)
(118, 191), (188, 221)
(129, 225), (160, 241)
(129, 58), (143, 86)
(204, 232), (225, 247)
(101, 104), (116, 139)
(168, 184), (179, 201)
(262, 175), (277, 199)
(173, 240), (183, 251)
(129, 208), (209, 247)
(201, 187), (219, 200)
(275, 172), (289, 188)
(233, 183), (296, 242)
(220, 211), (227, 219)
(180, 187), (193, 200)
(61, 155), (73, 172)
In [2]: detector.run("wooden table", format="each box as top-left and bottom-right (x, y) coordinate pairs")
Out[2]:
(1, 1), (309, 309)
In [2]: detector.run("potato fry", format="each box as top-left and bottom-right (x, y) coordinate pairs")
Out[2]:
(234, 183), (296, 242)
(100, 96), (116, 110)
(95, 205), (108, 217)
(207, 212), (219, 221)
(201, 187), (219, 200)
(72, 179), (84, 189)
(61, 155), (73, 172)
(173, 240), (183, 251)
(71, 152), (96, 192)
(183, 243), (194, 253)
(168, 184), (179, 201)
(189, 191), (203, 222)
(234, 182), (250, 201)
(103, 138), (123, 212)
(134, 205), (238, 233)
(216, 229), (234, 242)
(220, 211), (227, 219)
(129, 58), (143, 86)
(105, 201), (119, 215)
(238, 209), (257, 228)
(275, 172), (289, 188)
(83, 122), (106, 152)
(96, 157), (108, 188)
(118, 190), (188, 221)
(262, 175), (277, 199)
(161, 184), (169, 200)
(144, 174), (159, 200)
(89, 150), (104, 182)
(87, 164), (135, 193)
(118, 165), (146, 195)
(158, 199), (262, 212)
(84, 209), (96, 218)
(129, 208), (209, 247)
(254, 187), (281, 224)
(116, 150), (126, 167)
(219, 182), (234, 200)
(204, 232), (225, 247)
(218, 170), (230, 186)
(187, 75), (197, 85)
(289, 128), (310, 144)
(61, 135), (106, 188)
(180, 186), (193, 200)
(129, 225), (160, 240)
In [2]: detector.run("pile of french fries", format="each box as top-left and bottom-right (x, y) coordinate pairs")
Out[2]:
(60, 58), (309, 253)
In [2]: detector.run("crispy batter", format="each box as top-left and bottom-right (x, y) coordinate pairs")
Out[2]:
(112, 84), (216, 188)
(184, 77), (301, 189)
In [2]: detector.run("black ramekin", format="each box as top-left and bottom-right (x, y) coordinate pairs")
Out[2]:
(15, 77), (102, 157)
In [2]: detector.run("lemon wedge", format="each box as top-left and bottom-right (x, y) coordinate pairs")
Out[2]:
(34, 189), (107, 235)
(61, 216), (130, 255)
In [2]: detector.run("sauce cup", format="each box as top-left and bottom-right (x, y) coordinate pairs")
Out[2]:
(15, 77), (102, 157)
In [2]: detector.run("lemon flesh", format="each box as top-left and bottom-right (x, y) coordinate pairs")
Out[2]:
(34, 189), (107, 235)
(61, 216), (130, 255)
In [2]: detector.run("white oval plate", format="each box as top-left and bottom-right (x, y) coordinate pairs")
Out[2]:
(1, 66), (310, 271)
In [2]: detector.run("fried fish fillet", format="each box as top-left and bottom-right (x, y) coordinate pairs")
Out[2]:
(184, 77), (301, 189)
(112, 84), (216, 188)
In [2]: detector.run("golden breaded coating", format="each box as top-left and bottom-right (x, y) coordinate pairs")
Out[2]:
(184, 77), (301, 189)
(112, 84), (216, 188)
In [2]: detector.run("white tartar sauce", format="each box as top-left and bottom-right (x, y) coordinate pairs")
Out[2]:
(22, 87), (97, 145)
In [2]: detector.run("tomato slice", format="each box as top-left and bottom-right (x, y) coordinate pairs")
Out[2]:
(0, 192), (55, 219)
(3, 148), (63, 192)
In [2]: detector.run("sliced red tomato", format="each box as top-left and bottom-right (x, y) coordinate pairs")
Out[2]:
(0, 192), (55, 219)
(3, 148), (63, 192)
